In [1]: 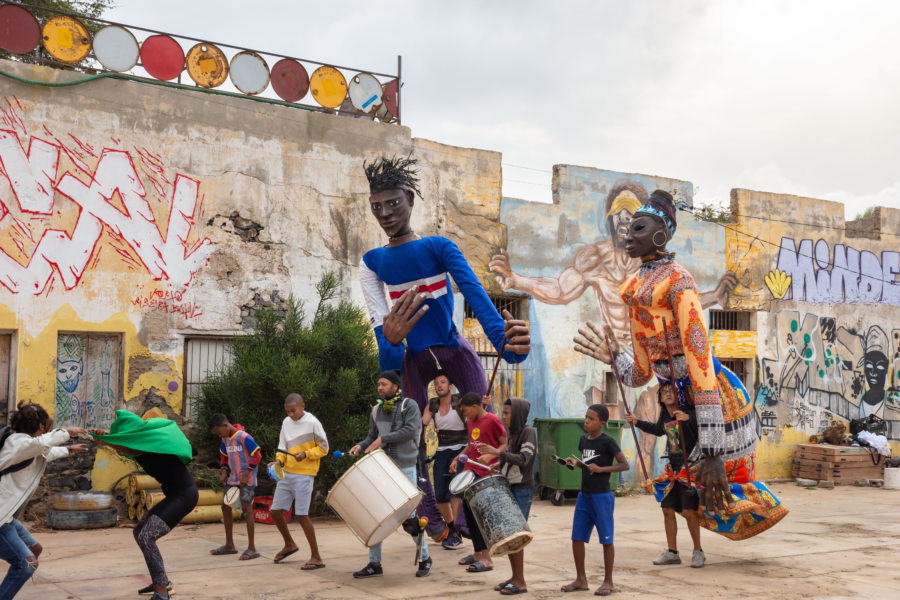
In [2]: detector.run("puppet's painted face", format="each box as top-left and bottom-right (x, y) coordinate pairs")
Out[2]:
(369, 188), (413, 238)
(864, 351), (888, 389)
(57, 358), (84, 393)
(624, 214), (668, 258)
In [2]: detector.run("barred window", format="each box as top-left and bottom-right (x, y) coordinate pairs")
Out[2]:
(709, 310), (751, 331)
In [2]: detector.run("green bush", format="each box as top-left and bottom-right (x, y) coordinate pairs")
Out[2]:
(192, 273), (379, 514)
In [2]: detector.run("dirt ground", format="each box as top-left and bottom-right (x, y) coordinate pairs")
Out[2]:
(9, 483), (899, 599)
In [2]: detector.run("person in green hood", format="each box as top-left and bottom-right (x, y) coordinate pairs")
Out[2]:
(91, 410), (198, 600)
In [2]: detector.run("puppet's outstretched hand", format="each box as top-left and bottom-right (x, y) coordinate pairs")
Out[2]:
(383, 289), (429, 345)
(573, 321), (617, 364)
(502, 309), (530, 355)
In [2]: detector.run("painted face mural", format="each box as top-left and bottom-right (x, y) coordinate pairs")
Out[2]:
(57, 358), (83, 393)
(863, 351), (888, 390)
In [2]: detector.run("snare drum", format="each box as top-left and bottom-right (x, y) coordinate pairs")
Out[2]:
(464, 474), (533, 557)
(449, 469), (476, 496)
(326, 449), (423, 547)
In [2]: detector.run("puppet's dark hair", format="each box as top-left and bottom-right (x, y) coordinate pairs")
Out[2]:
(364, 155), (422, 198)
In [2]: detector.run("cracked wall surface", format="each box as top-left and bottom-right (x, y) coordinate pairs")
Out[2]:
(0, 59), (504, 429)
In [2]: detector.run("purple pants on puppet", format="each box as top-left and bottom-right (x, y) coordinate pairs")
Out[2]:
(404, 336), (488, 539)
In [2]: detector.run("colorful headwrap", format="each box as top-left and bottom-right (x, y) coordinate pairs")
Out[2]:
(634, 189), (677, 234)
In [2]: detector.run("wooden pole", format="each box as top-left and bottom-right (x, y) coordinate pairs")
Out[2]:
(604, 334), (650, 484)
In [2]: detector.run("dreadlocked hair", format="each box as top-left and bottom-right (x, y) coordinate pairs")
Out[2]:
(10, 402), (51, 435)
(364, 154), (422, 198)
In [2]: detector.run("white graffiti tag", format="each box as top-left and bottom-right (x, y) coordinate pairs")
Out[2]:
(0, 129), (212, 294)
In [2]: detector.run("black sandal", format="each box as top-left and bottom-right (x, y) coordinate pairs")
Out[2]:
(138, 582), (172, 595)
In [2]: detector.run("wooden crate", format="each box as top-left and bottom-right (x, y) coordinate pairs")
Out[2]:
(791, 444), (884, 483)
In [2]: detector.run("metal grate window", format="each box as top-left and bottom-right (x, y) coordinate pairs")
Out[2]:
(464, 295), (525, 321)
(709, 310), (751, 331)
(719, 358), (749, 387)
(183, 337), (234, 420)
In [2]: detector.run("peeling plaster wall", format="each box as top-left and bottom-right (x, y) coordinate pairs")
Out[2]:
(0, 59), (503, 433)
(728, 189), (900, 476)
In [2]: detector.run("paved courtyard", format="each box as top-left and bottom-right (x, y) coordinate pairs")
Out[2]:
(11, 484), (899, 599)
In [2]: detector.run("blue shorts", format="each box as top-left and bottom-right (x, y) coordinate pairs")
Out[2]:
(571, 491), (614, 544)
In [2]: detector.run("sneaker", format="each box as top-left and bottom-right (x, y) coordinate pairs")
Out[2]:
(442, 532), (463, 550)
(691, 549), (706, 568)
(353, 562), (383, 578)
(652, 549), (682, 565)
(415, 557), (433, 578)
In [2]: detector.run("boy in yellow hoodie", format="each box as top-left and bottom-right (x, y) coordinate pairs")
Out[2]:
(270, 393), (328, 569)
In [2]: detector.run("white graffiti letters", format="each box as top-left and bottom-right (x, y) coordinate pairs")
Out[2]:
(0, 130), (59, 214)
(0, 129), (211, 294)
(776, 237), (900, 305)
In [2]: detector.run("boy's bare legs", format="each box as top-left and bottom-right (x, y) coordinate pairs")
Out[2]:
(505, 550), (526, 591)
(561, 540), (588, 591)
(682, 510), (702, 551)
(663, 507), (678, 551)
(211, 504), (237, 554)
(297, 516), (324, 567)
(239, 500), (256, 558)
(596, 543), (615, 595)
(272, 509), (298, 555)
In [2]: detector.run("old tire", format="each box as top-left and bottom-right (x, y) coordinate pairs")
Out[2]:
(47, 507), (117, 530)
(550, 490), (565, 506)
(51, 491), (114, 511)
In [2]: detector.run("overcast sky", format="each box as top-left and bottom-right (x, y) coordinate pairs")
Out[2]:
(107, 0), (900, 219)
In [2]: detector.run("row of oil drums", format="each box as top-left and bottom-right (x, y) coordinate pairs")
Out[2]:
(0, 4), (398, 116)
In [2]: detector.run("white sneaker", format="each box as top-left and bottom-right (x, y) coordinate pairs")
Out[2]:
(652, 550), (681, 565)
(691, 549), (706, 568)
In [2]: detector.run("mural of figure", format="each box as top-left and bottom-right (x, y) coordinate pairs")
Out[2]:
(858, 326), (890, 418)
(489, 182), (737, 343)
(57, 358), (83, 393)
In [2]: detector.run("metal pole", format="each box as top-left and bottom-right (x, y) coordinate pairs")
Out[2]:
(396, 55), (402, 125)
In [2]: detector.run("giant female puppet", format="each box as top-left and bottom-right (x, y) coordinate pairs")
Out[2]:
(574, 190), (787, 540)
(358, 156), (531, 540)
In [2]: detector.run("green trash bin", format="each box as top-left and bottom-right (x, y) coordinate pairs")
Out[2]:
(535, 418), (624, 505)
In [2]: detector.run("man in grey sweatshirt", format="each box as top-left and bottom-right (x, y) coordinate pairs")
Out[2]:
(349, 370), (431, 578)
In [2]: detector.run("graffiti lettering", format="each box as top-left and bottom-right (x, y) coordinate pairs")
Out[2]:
(0, 125), (212, 294)
(774, 237), (900, 305)
(131, 294), (203, 319)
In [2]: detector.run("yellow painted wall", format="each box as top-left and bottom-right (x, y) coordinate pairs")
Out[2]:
(709, 329), (757, 359)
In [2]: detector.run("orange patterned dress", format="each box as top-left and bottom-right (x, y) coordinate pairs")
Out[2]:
(617, 255), (788, 540)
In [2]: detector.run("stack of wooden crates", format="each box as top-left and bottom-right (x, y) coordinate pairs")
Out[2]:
(792, 443), (884, 483)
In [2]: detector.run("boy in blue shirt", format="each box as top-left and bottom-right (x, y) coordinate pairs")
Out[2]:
(562, 404), (628, 597)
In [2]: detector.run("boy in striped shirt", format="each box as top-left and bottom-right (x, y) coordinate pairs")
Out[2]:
(209, 414), (262, 560)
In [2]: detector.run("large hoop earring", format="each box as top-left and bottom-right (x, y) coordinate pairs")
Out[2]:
(652, 230), (668, 248)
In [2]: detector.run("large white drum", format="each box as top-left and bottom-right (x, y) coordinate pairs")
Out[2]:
(326, 449), (423, 547)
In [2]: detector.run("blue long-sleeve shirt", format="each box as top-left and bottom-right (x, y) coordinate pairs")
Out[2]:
(359, 236), (527, 371)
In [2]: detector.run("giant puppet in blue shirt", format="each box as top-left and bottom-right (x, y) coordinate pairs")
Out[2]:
(358, 156), (531, 413)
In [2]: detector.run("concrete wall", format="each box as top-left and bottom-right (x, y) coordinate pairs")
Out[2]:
(0, 59), (503, 434)
(727, 189), (900, 476)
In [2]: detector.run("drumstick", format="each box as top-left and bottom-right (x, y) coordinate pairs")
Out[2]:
(604, 333), (650, 484)
(457, 454), (491, 471)
(660, 317), (693, 489)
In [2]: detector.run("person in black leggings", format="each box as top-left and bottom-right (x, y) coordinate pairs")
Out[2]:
(92, 412), (198, 600)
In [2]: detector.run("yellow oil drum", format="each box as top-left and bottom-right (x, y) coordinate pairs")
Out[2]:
(42, 14), (91, 63)
(185, 42), (228, 88)
(309, 65), (347, 108)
